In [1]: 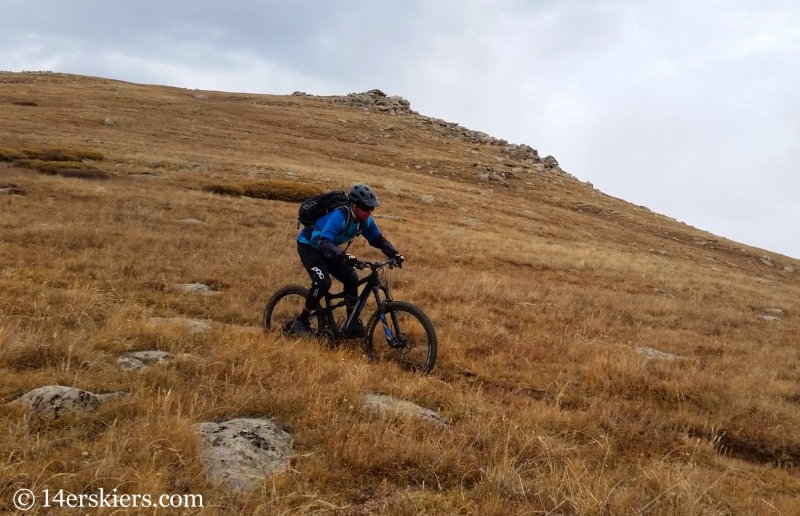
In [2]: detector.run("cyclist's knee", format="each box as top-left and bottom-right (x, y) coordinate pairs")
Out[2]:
(342, 270), (358, 289)
(312, 277), (332, 295)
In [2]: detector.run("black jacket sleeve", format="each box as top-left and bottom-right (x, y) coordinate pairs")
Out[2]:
(318, 237), (345, 261)
(368, 235), (398, 257)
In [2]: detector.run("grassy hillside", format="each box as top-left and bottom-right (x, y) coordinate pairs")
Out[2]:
(1, 71), (799, 515)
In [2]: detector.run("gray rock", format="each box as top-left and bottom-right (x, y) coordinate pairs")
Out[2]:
(636, 347), (680, 361)
(102, 118), (116, 126)
(458, 218), (483, 227)
(148, 317), (212, 333)
(128, 173), (164, 180)
(542, 155), (560, 170)
(784, 266), (795, 273)
(443, 230), (465, 237)
(764, 308), (784, 316)
(7, 386), (126, 419)
(195, 418), (292, 491)
(420, 195), (436, 204)
(118, 351), (175, 371)
(363, 394), (449, 427)
(174, 283), (221, 296)
(178, 218), (203, 224)
(0, 187), (25, 195)
(762, 316), (779, 322)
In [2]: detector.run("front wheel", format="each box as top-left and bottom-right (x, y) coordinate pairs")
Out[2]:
(364, 301), (437, 373)
(262, 285), (323, 335)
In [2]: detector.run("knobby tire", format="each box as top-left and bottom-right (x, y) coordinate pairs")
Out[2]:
(364, 301), (437, 373)
(262, 285), (323, 334)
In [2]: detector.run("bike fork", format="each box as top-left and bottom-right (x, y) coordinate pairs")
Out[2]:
(378, 309), (405, 348)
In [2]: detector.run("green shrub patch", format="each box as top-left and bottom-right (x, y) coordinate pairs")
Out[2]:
(55, 169), (110, 180)
(203, 180), (322, 202)
(13, 159), (92, 174)
(0, 148), (27, 161)
(0, 146), (104, 162)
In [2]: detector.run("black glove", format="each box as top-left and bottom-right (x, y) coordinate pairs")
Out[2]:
(344, 253), (359, 266)
(391, 254), (405, 267)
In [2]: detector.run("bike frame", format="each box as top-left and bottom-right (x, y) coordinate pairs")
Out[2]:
(308, 262), (394, 341)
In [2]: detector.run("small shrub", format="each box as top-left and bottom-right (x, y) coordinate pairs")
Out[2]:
(56, 169), (110, 180)
(202, 180), (322, 202)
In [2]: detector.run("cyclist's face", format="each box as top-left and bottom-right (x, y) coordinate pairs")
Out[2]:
(353, 204), (374, 222)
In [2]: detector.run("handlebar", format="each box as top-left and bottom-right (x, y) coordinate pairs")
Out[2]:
(354, 258), (402, 270)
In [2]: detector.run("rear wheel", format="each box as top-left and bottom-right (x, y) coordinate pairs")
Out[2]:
(262, 285), (323, 335)
(364, 301), (437, 373)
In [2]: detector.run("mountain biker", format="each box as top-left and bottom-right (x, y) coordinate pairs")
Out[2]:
(293, 183), (404, 337)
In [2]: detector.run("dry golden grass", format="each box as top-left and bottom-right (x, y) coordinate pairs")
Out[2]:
(1, 71), (800, 514)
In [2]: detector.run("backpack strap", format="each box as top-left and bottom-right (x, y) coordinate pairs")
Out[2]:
(341, 206), (364, 252)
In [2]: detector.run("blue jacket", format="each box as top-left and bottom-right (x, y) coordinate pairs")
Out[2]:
(297, 207), (397, 261)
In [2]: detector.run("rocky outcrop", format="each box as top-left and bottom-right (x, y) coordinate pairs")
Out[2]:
(331, 89), (571, 174)
(7, 386), (126, 419)
(336, 89), (412, 115)
(414, 116), (542, 165)
(195, 418), (292, 491)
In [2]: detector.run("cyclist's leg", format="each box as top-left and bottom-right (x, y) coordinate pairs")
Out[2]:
(328, 261), (362, 335)
(296, 244), (332, 319)
(328, 260), (358, 305)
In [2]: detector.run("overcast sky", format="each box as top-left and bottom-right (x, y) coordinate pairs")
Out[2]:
(3, 0), (799, 259)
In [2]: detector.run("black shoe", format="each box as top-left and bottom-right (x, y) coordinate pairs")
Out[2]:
(347, 319), (366, 339)
(291, 318), (312, 336)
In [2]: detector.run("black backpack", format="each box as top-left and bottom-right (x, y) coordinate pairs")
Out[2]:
(297, 190), (364, 248)
(298, 190), (350, 228)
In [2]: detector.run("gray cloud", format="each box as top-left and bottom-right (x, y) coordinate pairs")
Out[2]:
(2, 0), (799, 258)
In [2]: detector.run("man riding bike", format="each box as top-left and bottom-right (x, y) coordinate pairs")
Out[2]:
(293, 183), (404, 337)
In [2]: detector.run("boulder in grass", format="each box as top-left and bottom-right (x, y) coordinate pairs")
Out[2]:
(195, 418), (292, 491)
(636, 347), (680, 361)
(7, 386), (126, 419)
(363, 394), (449, 427)
(118, 350), (175, 371)
(174, 283), (221, 296)
(148, 317), (212, 333)
(0, 186), (25, 195)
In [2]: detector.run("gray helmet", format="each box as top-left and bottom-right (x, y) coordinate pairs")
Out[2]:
(348, 183), (381, 208)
